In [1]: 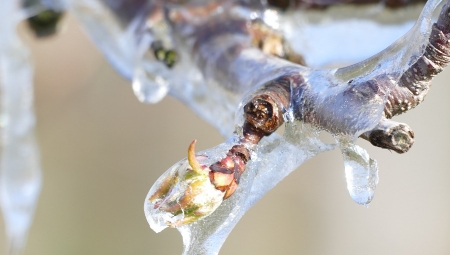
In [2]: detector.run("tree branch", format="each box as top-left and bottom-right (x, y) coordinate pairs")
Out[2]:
(360, 119), (414, 153)
(144, 0), (450, 228)
(385, 1), (450, 118)
(165, 0), (450, 162)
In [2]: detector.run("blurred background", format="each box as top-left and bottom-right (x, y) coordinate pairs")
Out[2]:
(1, 12), (450, 255)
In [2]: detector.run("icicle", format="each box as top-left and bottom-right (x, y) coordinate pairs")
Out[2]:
(132, 58), (170, 104)
(338, 137), (379, 206)
(0, 1), (42, 254)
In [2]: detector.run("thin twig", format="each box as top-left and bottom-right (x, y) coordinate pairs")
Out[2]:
(385, 1), (450, 118)
(167, 0), (450, 160)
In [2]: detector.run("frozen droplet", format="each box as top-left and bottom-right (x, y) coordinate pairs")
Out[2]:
(67, 0), (172, 104)
(132, 68), (169, 104)
(339, 138), (378, 206)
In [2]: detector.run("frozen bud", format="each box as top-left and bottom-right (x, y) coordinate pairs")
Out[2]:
(23, 0), (65, 38)
(209, 145), (248, 199)
(144, 140), (225, 232)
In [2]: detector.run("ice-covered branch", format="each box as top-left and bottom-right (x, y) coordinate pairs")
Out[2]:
(360, 119), (414, 153)
(385, 1), (450, 118)
(145, 0), (450, 254)
(168, 0), (449, 148)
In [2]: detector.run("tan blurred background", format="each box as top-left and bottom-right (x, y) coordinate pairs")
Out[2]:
(1, 13), (450, 255)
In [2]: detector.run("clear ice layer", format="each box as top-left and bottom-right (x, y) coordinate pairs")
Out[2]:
(146, 123), (335, 255)
(290, 0), (442, 138)
(0, 1), (42, 254)
(65, 0), (171, 104)
(66, 0), (442, 138)
(145, 138), (239, 233)
(281, 4), (424, 68)
(144, 0), (445, 254)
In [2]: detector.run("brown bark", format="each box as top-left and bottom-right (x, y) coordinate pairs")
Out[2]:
(360, 119), (414, 153)
(167, 0), (450, 162)
(208, 77), (292, 199)
(385, 1), (450, 118)
(146, 0), (450, 202)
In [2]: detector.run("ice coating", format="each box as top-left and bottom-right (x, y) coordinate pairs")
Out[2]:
(0, 1), (42, 254)
(143, 123), (337, 254)
(335, 0), (442, 81)
(144, 0), (447, 254)
(167, 3), (309, 136)
(290, 70), (392, 137)
(145, 139), (236, 232)
(289, 0), (444, 204)
(65, 0), (171, 103)
(179, 123), (334, 255)
(165, 0), (440, 137)
(66, 0), (437, 137)
(145, 156), (225, 232)
(290, 0), (442, 138)
(66, 0), (253, 136)
(166, 47), (241, 136)
(65, 0), (443, 137)
(281, 4), (423, 68)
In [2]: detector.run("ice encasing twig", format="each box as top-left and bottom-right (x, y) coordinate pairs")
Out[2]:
(360, 0), (450, 152)
(146, 77), (292, 226)
(208, 76), (292, 199)
(385, 0), (450, 118)
(360, 119), (414, 153)
(146, 0), (450, 253)
(168, 0), (449, 152)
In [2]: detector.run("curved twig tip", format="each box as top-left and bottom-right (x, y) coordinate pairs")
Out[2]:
(188, 139), (202, 173)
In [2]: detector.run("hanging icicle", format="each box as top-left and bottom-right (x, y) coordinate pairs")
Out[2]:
(0, 1), (43, 254)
